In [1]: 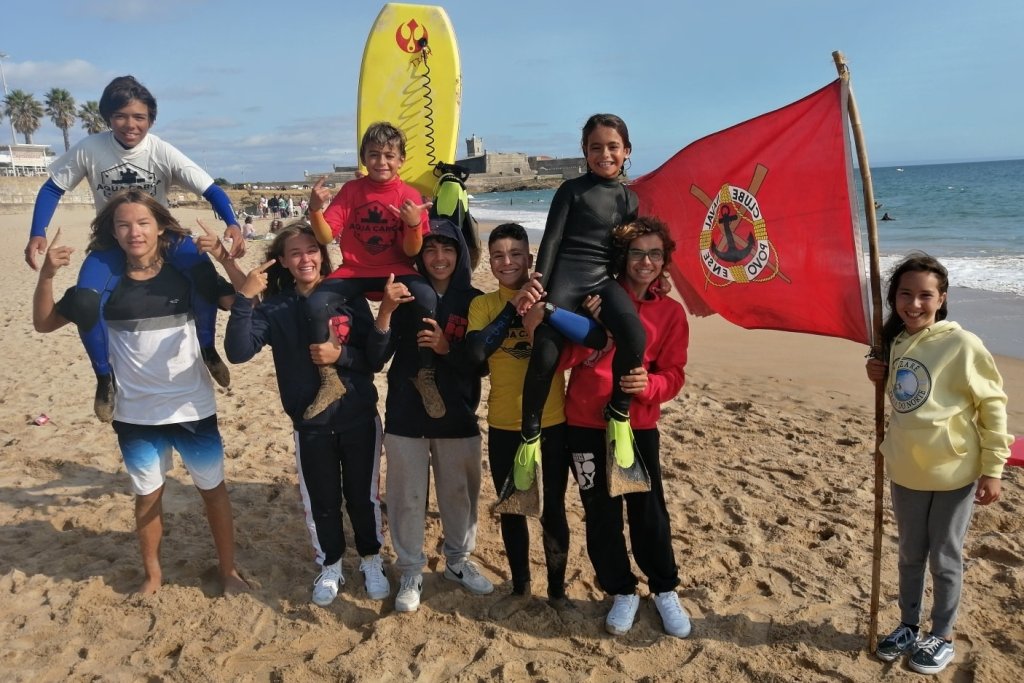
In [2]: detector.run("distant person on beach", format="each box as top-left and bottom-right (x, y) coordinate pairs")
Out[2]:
(242, 215), (256, 239)
(211, 222), (389, 607)
(513, 113), (644, 503)
(303, 122), (441, 421)
(23, 75), (242, 422)
(31, 189), (248, 596)
(866, 253), (1011, 675)
(881, 212), (893, 221)
(367, 218), (493, 613)
(533, 216), (691, 638)
(464, 223), (587, 616)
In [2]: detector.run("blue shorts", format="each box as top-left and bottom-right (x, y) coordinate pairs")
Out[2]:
(112, 415), (225, 495)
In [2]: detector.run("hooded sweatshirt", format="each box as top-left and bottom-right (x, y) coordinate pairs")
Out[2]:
(368, 218), (483, 438)
(224, 290), (381, 433)
(564, 280), (688, 430)
(881, 320), (1011, 491)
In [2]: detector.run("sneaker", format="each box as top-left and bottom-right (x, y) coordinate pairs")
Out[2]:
(94, 373), (115, 422)
(875, 623), (920, 662)
(653, 591), (692, 638)
(908, 634), (955, 675)
(605, 593), (640, 636)
(395, 574), (423, 613)
(311, 560), (344, 606)
(359, 554), (390, 600)
(444, 560), (494, 595)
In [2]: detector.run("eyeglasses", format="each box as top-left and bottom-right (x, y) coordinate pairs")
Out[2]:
(626, 248), (665, 263)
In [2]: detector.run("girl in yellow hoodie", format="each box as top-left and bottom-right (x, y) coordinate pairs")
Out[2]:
(866, 253), (1011, 675)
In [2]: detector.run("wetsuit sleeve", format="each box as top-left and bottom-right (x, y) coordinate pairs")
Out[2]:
(533, 183), (573, 289)
(30, 179), (66, 238)
(224, 294), (270, 363)
(545, 305), (606, 348)
(203, 184), (239, 227)
(53, 286), (83, 326)
(636, 303), (688, 406)
(464, 300), (517, 367)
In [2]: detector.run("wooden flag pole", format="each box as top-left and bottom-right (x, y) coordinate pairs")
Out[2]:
(832, 50), (886, 650)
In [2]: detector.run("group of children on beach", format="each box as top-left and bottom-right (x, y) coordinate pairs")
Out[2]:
(28, 75), (1011, 674)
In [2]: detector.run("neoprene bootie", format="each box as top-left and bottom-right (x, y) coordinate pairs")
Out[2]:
(303, 366), (347, 420)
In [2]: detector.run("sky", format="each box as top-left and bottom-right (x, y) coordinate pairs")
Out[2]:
(2, 0), (1021, 183)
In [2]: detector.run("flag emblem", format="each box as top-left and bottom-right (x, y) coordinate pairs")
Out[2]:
(692, 164), (787, 287)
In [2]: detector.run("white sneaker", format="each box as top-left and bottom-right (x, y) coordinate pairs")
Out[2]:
(444, 559), (495, 595)
(359, 554), (390, 600)
(605, 593), (640, 635)
(311, 560), (344, 606)
(653, 591), (692, 638)
(395, 574), (423, 613)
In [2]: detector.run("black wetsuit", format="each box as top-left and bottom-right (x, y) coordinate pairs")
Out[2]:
(522, 172), (644, 438)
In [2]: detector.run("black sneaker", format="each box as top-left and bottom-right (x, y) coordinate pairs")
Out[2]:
(908, 634), (954, 675)
(876, 623), (919, 662)
(94, 373), (115, 422)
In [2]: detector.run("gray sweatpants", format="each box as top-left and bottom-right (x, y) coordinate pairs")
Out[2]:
(890, 481), (976, 638)
(384, 434), (483, 578)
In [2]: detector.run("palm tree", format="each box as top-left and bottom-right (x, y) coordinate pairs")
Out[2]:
(45, 88), (76, 152)
(3, 90), (44, 144)
(78, 100), (106, 134)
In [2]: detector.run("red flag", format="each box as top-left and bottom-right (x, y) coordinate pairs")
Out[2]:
(631, 79), (870, 344)
(1008, 436), (1024, 468)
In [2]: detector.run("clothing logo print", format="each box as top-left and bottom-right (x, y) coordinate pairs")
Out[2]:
(351, 200), (400, 255)
(97, 162), (160, 199)
(329, 314), (352, 345)
(890, 356), (931, 413)
(443, 314), (468, 342)
(500, 325), (531, 360)
(690, 163), (788, 289)
(571, 450), (597, 490)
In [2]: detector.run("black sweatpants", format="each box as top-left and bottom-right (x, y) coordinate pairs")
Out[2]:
(488, 424), (570, 598)
(568, 425), (679, 595)
(295, 417), (383, 566)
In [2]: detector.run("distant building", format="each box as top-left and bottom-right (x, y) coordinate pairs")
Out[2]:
(0, 143), (56, 177)
(465, 134), (484, 158)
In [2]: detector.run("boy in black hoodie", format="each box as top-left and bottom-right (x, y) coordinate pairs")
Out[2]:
(368, 218), (494, 613)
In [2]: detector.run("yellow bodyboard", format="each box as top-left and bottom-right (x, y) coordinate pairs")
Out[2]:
(357, 3), (462, 196)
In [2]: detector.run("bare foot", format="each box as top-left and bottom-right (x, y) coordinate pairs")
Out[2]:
(222, 569), (251, 596)
(135, 574), (161, 596)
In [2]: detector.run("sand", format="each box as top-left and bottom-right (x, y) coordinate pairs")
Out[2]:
(1, 206), (1022, 682)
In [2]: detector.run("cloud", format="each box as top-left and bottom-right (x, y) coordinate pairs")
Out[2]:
(1, 59), (113, 94)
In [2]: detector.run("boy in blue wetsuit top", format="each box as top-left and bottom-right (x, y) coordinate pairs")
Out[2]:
(24, 75), (243, 421)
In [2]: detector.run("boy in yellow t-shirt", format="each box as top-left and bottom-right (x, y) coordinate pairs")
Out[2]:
(466, 224), (572, 615)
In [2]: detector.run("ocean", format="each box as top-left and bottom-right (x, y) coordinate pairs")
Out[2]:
(469, 159), (1024, 358)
